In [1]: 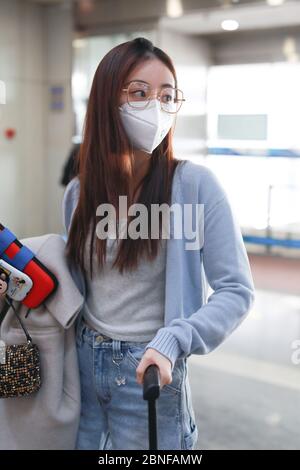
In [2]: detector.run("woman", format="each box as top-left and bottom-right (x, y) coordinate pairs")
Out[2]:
(63, 37), (255, 450)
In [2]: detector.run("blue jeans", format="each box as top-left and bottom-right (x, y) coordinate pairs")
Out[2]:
(75, 317), (199, 450)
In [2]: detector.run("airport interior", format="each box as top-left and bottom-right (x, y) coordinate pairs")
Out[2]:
(0, 0), (300, 450)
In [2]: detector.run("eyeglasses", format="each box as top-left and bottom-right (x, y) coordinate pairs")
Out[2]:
(121, 81), (186, 114)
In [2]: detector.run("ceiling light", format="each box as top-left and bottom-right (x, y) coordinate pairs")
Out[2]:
(266, 0), (285, 6)
(166, 0), (183, 18)
(73, 39), (87, 48)
(283, 37), (296, 56)
(221, 19), (239, 31)
(283, 37), (299, 62)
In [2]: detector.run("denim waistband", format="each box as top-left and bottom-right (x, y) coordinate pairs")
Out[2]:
(76, 316), (151, 350)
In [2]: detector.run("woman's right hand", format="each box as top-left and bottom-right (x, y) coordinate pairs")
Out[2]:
(136, 347), (173, 389)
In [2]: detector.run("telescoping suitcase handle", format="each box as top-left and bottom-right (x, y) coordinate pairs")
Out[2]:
(143, 364), (160, 450)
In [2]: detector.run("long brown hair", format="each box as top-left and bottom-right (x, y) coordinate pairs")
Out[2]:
(66, 37), (183, 279)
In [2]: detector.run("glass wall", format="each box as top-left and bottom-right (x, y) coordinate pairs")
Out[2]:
(205, 63), (300, 256)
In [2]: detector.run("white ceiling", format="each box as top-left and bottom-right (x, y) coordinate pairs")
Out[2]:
(159, 1), (300, 35)
(28, 0), (67, 4)
(27, 0), (300, 36)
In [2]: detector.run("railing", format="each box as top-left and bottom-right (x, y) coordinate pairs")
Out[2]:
(243, 183), (300, 252)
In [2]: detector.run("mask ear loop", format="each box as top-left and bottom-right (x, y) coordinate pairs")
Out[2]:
(172, 111), (178, 132)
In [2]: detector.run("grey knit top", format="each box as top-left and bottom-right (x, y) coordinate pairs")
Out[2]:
(82, 230), (167, 342)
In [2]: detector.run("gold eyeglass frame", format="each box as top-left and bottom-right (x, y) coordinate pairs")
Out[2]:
(121, 81), (186, 114)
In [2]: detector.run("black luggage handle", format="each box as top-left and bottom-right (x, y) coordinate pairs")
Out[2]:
(143, 364), (160, 400)
(143, 364), (160, 450)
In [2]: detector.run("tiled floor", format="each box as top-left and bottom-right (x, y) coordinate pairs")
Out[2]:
(248, 253), (300, 295)
(188, 253), (300, 450)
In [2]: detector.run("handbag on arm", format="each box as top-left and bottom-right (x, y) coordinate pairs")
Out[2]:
(0, 297), (41, 398)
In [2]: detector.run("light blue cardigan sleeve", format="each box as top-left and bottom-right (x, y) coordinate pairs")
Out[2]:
(62, 177), (80, 236)
(145, 167), (256, 369)
(62, 170), (255, 371)
(61, 177), (87, 298)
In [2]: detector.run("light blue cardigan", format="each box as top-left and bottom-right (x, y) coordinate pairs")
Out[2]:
(62, 160), (255, 370)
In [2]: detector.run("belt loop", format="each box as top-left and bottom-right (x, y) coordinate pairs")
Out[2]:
(112, 339), (123, 361)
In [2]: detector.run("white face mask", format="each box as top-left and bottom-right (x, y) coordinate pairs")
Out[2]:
(118, 99), (175, 154)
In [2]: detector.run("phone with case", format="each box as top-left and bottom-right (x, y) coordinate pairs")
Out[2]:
(0, 259), (33, 301)
(0, 224), (58, 308)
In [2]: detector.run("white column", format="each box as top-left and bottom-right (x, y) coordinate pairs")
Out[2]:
(0, 0), (73, 238)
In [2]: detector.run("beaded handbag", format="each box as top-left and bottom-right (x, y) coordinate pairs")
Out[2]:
(0, 298), (41, 398)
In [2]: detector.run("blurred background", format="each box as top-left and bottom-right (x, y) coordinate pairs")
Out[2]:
(0, 0), (300, 450)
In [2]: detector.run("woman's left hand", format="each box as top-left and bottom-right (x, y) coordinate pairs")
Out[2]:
(136, 348), (172, 389)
